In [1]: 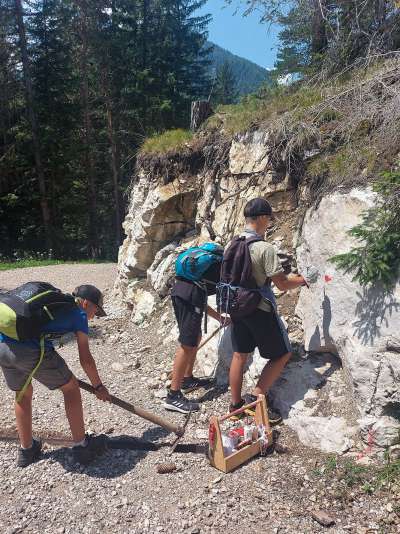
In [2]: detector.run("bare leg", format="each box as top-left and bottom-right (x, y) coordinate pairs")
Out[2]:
(252, 352), (292, 396)
(171, 345), (197, 391)
(60, 376), (85, 443)
(229, 352), (249, 405)
(15, 383), (33, 448)
(183, 335), (201, 378)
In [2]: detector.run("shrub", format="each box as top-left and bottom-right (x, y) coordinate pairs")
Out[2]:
(330, 170), (400, 290)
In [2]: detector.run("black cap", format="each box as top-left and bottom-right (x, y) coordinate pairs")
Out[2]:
(243, 198), (273, 218)
(72, 284), (106, 317)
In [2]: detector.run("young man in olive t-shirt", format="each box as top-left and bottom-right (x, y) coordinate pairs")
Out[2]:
(229, 198), (307, 423)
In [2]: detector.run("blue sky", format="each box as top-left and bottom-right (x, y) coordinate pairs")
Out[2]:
(198, 0), (280, 69)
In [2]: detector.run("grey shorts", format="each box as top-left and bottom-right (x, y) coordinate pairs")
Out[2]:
(0, 342), (73, 391)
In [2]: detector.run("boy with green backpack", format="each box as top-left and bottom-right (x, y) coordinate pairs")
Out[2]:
(0, 282), (111, 467)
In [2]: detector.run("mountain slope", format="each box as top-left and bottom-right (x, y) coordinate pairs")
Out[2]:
(207, 41), (272, 96)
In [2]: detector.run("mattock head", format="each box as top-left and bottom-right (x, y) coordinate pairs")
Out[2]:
(169, 411), (192, 454)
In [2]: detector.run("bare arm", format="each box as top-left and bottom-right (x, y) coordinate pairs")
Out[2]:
(76, 331), (110, 400)
(271, 272), (306, 291)
(206, 305), (230, 325)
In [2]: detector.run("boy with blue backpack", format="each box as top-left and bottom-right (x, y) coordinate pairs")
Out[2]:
(164, 243), (228, 413)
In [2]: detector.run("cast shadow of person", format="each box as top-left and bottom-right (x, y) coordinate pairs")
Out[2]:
(308, 290), (336, 353)
(44, 425), (170, 478)
(352, 284), (399, 346)
(269, 352), (341, 419)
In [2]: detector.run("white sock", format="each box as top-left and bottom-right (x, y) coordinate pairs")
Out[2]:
(21, 441), (33, 450)
(73, 437), (88, 448)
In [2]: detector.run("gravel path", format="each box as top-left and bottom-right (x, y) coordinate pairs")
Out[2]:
(0, 265), (398, 534)
(0, 263), (118, 293)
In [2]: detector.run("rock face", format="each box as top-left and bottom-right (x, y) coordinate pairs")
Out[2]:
(116, 130), (295, 302)
(116, 171), (197, 302)
(296, 187), (400, 447)
(116, 127), (400, 452)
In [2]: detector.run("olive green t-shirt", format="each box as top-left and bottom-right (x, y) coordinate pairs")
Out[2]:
(242, 230), (283, 312)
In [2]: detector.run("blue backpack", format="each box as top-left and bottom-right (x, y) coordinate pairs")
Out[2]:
(175, 243), (223, 282)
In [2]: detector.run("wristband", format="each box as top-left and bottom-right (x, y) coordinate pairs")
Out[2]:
(94, 383), (104, 391)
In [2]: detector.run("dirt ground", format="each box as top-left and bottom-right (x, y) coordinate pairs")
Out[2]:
(0, 265), (398, 534)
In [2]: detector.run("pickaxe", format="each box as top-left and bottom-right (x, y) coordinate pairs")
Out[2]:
(77, 379), (190, 451)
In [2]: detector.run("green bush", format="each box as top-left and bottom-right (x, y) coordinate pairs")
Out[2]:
(330, 170), (400, 290)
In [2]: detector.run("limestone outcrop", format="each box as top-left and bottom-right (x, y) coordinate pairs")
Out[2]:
(296, 187), (400, 447)
(115, 127), (400, 452)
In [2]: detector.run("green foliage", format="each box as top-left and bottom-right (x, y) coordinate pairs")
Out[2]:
(374, 455), (400, 489)
(312, 453), (400, 495)
(230, 1), (400, 77)
(212, 61), (238, 105)
(0, 0), (211, 260)
(330, 170), (400, 290)
(0, 259), (103, 271)
(312, 454), (338, 476)
(341, 461), (369, 488)
(140, 129), (193, 154)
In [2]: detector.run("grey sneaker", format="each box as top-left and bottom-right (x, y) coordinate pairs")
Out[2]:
(17, 439), (42, 468)
(73, 434), (108, 465)
(181, 375), (211, 393)
(163, 391), (199, 414)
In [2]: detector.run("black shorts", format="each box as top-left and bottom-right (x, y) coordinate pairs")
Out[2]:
(172, 296), (203, 348)
(231, 309), (291, 361)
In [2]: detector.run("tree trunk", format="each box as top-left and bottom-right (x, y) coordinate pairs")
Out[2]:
(311, 0), (328, 56)
(76, 0), (99, 258)
(104, 86), (122, 248)
(14, 0), (52, 251)
(190, 101), (213, 131)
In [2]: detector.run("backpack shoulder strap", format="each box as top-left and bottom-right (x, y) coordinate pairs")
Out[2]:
(245, 235), (264, 245)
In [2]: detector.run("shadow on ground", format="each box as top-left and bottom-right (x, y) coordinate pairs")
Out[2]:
(46, 426), (170, 478)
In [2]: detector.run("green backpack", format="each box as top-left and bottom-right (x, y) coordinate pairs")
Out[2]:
(0, 282), (77, 401)
(0, 281), (76, 341)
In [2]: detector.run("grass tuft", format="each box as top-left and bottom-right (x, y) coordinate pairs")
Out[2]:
(140, 128), (193, 154)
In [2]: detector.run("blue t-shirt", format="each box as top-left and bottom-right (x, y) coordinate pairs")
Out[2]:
(0, 307), (89, 349)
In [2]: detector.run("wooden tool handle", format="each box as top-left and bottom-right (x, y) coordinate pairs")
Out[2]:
(198, 325), (223, 350)
(78, 379), (184, 437)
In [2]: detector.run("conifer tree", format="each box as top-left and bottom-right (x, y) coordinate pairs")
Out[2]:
(212, 61), (238, 105)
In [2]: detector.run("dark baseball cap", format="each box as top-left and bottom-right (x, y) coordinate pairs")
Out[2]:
(243, 198), (273, 218)
(72, 284), (106, 317)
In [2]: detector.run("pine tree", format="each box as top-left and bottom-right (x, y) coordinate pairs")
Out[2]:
(14, 0), (53, 250)
(212, 60), (238, 105)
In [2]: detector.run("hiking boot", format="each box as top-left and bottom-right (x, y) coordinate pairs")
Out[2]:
(163, 390), (199, 414)
(17, 439), (42, 468)
(181, 375), (211, 393)
(244, 393), (283, 424)
(266, 394), (283, 425)
(73, 434), (108, 465)
(229, 398), (246, 420)
(243, 394), (258, 417)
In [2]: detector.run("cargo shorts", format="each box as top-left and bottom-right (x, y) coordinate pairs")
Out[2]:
(0, 341), (73, 391)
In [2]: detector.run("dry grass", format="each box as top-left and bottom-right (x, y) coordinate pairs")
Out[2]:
(204, 85), (324, 136)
